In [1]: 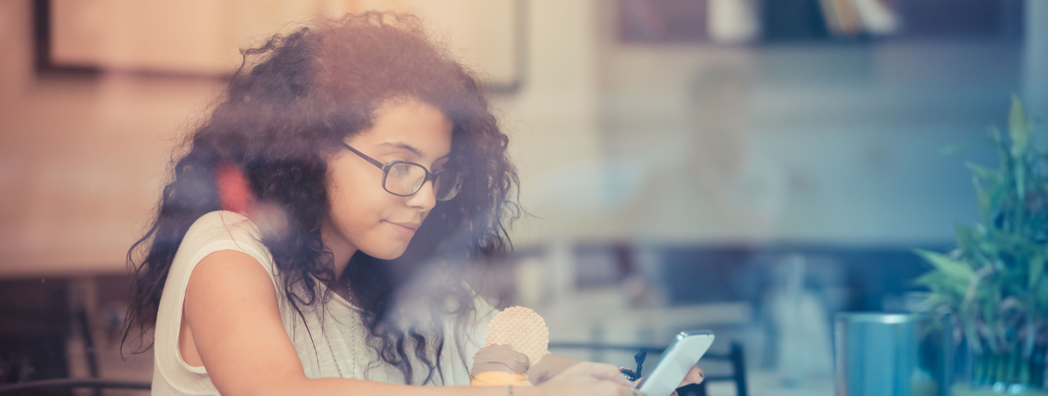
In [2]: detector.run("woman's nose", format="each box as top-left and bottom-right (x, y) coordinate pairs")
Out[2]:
(407, 179), (437, 211)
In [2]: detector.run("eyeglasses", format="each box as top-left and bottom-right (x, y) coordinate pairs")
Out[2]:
(340, 142), (463, 201)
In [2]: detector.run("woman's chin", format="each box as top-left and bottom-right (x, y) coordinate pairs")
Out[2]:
(361, 244), (410, 261)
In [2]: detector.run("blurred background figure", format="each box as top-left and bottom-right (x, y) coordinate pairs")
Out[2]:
(1, 0), (1046, 395)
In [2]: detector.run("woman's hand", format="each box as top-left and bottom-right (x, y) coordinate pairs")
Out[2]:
(677, 366), (705, 388)
(635, 365), (704, 396)
(531, 361), (647, 396)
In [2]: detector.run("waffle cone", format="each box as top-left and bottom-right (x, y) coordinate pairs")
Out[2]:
(485, 306), (549, 366)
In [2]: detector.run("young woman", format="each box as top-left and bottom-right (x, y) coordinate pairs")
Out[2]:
(124, 12), (701, 396)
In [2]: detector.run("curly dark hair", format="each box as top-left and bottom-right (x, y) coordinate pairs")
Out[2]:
(123, 12), (520, 385)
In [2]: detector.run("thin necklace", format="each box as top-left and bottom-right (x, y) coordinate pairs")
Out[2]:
(321, 303), (361, 378)
(325, 333), (344, 377)
(321, 282), (360, 379)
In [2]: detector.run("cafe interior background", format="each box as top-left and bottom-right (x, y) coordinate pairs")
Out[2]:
(1, 0), (1046, 395)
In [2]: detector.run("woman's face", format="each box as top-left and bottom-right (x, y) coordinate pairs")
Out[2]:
(323, 99), (453, 260)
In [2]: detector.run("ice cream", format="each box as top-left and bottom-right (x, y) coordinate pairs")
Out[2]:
(470, 306), (549, 387)
(471, 344), (530, 376)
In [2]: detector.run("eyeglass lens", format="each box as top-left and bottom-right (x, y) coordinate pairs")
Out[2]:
(384, 163), (462, 201)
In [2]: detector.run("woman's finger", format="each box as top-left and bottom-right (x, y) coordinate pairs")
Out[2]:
(560, 361), (631, 386)
(677, 366), (705, 387)
(626, 376), (648, 396)
(581, 362), (631, 385)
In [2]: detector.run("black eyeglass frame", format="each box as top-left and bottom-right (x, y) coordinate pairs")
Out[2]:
(340, 142), (461, 200)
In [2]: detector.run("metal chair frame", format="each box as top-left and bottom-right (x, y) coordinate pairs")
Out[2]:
(0, 378), (151, 394)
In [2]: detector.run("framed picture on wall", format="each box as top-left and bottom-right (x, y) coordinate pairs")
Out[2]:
(34, 0), (527, 92)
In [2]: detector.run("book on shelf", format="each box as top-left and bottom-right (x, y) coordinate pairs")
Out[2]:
(818, 0), (899, 38)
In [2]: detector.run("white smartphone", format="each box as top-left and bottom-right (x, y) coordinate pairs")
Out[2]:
(636, 330), (715, 396)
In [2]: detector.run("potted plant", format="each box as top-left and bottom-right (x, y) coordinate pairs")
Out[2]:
(917, 97), (1048, 394)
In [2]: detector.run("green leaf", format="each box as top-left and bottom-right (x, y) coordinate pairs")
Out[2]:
(990, 230), (1036, 257)
(979, 245), (1001, 263)
(973, 176), (992, 220)
(941, 136), (994, 156)
(956, 224), (977, 254)
(967, 162), (1003, 185)
(1036, 282), (1048, 316)
(913, 294), (942, 312)
(917, 249), (976, 280)
(989, 184), (1010, 221)
(989, 126), (1011, 178)
(1031, 254), (1047, 291)
(1015, 158), (1026, 218)
(1009, 95), (1029, 157)
(917, 272), (968, 298)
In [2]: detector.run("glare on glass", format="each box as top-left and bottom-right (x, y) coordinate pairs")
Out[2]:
(341, 143), (463, 201)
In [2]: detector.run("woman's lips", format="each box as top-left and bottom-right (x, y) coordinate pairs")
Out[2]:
(386, 220), (420, 236)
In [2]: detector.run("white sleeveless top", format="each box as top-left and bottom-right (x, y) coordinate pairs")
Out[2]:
(151, 211), (499, 395)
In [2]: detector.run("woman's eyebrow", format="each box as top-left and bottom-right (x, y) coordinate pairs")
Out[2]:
(377, 141), (423, 157)
(377, 142), (450, 160)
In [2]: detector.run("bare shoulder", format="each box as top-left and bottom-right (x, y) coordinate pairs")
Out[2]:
(181, 248), (307, 394)
(183, 250), (284, 335)
(187, 250), (275, 301)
